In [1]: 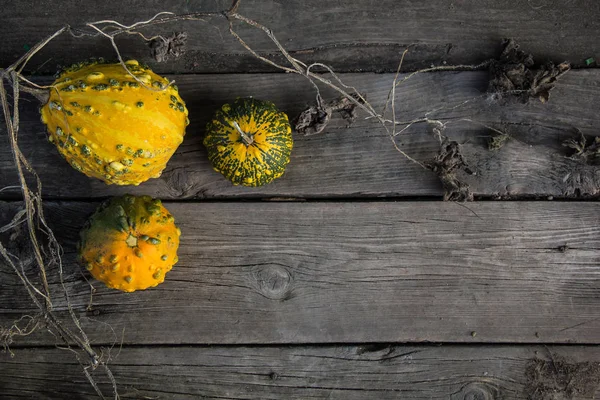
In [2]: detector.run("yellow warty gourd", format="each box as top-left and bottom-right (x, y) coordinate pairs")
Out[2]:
(79, 195), (180, 292)
(40, 60), (189, 186)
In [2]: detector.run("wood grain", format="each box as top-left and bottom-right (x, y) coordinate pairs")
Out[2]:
(1, 201), (599, 346)
(1, 70), (599, 200)
(1, 345), (599, 399)
(3, 0), (600, 74)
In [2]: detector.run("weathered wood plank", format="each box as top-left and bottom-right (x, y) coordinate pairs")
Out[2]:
(1, 71), (599, 200)
(3, 1), (600, 74)
(1, 201), (599, 345)
(1, 345), (600, 399)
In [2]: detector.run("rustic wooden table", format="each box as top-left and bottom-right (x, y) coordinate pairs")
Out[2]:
(1, 1), (599, 398)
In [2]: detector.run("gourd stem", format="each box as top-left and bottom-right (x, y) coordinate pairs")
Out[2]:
(125, 234), (138, 248)
(233, 121), (254, 146)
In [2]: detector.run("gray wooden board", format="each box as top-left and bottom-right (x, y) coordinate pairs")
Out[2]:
(2, 0), (600, 74)
(1, 345), (600, 399)
(1, 201), (599, 346)
(1, 70), (599, 200)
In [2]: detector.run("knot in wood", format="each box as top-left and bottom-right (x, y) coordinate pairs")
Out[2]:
(251, 264), (293, 301)
(452, 382), (498, 400)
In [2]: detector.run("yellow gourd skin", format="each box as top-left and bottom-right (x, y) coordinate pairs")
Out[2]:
(204, 98), (293, 187)
(40, 60), (189, 186)
(79, 195), (180, 292)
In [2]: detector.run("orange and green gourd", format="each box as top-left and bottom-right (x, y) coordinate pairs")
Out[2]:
(40, 60), (189, 186)
(203, 97), (293, 186)
(79, 195), (180, 292)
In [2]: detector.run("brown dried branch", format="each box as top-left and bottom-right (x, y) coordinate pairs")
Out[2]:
(425, 122), (475, 202)
(150, 32), (188, 62)
(295, 93), (365, 135)
(563, 131), (600, 165)
(488, 39), (570, 103)
(427, 141), (474, 202)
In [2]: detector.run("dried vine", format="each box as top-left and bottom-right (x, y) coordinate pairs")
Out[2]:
(0, 1), (567, 397)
